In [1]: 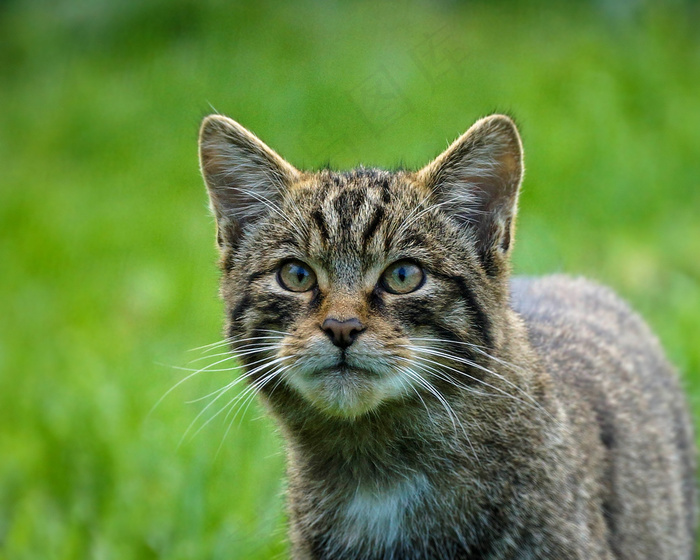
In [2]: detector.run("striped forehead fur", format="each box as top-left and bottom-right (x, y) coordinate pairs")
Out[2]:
(309, 169), (393, 246)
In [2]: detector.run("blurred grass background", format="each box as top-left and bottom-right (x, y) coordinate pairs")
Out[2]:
(1, 0), (699, 558)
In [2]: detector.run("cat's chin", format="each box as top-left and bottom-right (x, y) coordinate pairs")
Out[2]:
(286, 366), (405, 419)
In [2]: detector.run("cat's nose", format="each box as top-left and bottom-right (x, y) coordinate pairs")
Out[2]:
(321, 318), (365, 349)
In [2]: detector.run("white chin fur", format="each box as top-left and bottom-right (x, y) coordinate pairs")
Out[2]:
(285, 367), (408, 418)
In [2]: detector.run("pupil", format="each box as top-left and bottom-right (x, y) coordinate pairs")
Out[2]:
(397, 267), (406, 283)
(296, 268), (306, 283)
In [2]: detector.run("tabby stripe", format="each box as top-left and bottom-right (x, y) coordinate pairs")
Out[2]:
(368, 286), (385, 312)
(362, 206), (384, 251)
(433, 272), (493, 348)
(312, 209), (330, 240)
(432, 324), (481, 364)
(247, 269), (269, 284)
(260, 294), (298, 319)
(335, 190), (364, 231)
(378, 176), (391, 202)
(308, 287), (324, 311)
(223, 252), (235, 272)
(453, 276), (493, 349)
(246, 262), (282, 284)
(231, 294), (252, 322)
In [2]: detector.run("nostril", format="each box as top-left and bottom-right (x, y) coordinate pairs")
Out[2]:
(321, 318), (365, 349)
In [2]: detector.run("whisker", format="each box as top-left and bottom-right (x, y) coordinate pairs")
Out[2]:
(187, 332), (282, 352)
(186, 337), (234, 353)
(226, 186), (300, 232)
(230, 367), (285, 425)
(398, 357), (500, 399)
(150, 352), (247, 416)
(187, 341), (287, 365)
(173, 345), (287, 374)
(405, 345), (550, 416)
(396, 367), (433, 420)
(194, 368), (280, 444)
(401, 366), (477, 461)
(252, 328), (295, 337)
(405, 367), (458, 429)
(178, 355), (292, 446)
(387, 190), (434, 239)
(406, 351), (538, 413)
(401, 367), (478, 463)
(409, 336), (526, 373)
(187, 333), (288, 359)
(185, 354), (289, 403)
(394, 195), (467, 237)
(214, 364), (293, 458)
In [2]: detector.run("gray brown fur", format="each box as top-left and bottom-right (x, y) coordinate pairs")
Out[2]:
(198, 113), (696, 559)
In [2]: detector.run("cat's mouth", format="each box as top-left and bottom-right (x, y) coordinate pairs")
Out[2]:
(285, 360), (407, 418)
(318, 364), (376, 379)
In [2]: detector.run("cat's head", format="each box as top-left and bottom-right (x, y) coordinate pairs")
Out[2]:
(199, 114), (523, 420)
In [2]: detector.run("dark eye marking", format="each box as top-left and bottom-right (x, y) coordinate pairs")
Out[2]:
(259, 293), (299, 319)
(247, 269), (270, 284)
(231, 293), (252, 322)
(429, 271), (493, 349)
(308, 287), (324, 311)
(368, 286), (385, 312)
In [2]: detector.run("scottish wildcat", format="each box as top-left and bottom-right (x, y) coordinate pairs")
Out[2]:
(198, 113), (696, 559)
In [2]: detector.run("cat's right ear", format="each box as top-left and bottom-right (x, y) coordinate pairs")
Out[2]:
(198, 115), (300, 249)
(416, 114), (524, 276)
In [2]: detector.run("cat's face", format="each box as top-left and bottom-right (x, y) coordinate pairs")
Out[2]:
(199, 115), (523, 419)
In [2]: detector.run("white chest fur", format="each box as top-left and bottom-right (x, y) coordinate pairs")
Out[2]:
(333, 474), (430, 551)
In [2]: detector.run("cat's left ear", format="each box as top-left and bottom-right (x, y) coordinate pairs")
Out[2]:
(199, 114), (300, 249)
(417, 114), (524, 275)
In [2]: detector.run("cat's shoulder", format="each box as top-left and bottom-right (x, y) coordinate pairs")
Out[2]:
(510, 274), (642, 329)
(508, 273), (669, 370)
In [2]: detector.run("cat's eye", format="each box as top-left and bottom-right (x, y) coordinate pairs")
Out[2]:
(380, 260), (425, 294)
(277, 260), (317, 292)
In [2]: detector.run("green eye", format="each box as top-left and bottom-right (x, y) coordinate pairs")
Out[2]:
(277, 260), (317, 292)
(381, 260), (425, 294)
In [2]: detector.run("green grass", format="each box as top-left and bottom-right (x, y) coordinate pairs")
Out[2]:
(1, 1), (699, 558)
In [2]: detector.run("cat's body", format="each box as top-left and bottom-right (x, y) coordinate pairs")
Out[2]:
(198, 114), (696, 559)
(510, 276), (696, 559)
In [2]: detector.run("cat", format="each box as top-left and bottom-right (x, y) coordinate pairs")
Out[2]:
(198, 113), (697, 559)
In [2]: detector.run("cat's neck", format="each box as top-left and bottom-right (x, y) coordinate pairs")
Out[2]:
(278, 317), (549, 486)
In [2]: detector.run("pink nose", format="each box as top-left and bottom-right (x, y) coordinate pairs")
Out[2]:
(321, 318), (365, 349)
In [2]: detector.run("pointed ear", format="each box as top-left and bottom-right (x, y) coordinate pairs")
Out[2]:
(198, 115), (300, 248)
(417, 114), (524, 275)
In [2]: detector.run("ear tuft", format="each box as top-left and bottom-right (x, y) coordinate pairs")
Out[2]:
(198, 115), (299, 248)
(417, 114), (524, 275)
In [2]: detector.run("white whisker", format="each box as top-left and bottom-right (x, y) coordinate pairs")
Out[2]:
(398, 356), (499, 399)
(401, 366), (477, 461)
(185, 354), (290, 403)
(409, 336), (527, 374)
(186, 337), (234, 353)
(394, 195), (467, 238)
(196, 368), (278, 443)
(187, 340), (286, 365)
(178, 355), (292, 446)
(150, 352), (246, 416)
(214, 364), (294, 458)
(405, 345), (550, 416)
(406, 351), (534, 411)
